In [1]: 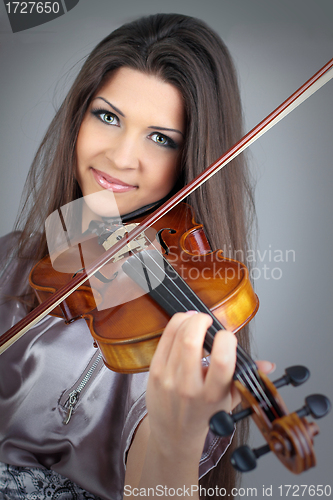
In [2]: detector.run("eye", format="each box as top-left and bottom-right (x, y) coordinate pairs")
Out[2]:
(101, 112), (117, 124)
(91, 108), (119, 126)
(151, 133), (167, 145)
(150, 133), (178, 150)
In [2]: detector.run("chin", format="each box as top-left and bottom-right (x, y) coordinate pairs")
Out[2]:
(82, 191), (123, 219)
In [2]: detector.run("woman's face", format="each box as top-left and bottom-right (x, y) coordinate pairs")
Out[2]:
(76, 67), (185, 225)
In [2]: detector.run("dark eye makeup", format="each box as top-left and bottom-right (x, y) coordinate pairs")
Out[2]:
(149, 132), (178, 150)
(91, 108), (119, 126)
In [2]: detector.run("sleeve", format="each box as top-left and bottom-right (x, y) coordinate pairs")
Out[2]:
(120, 371), (149, 469)
(199, 430), (233, 479)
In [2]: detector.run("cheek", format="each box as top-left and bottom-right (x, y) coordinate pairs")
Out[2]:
(147, 165), (177, 195)
(76, 118), (101, 165)
(152, 153), (181, 188)
(76, 126), (91, 165)
(165, 157), (181, 189)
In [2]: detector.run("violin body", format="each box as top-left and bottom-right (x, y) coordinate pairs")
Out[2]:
(29, 202), (258, 373)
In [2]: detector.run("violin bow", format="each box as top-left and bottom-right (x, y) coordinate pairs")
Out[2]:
(1, 58), (332, 354)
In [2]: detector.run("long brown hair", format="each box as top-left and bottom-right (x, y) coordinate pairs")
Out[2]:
(13, 13), (256, 496)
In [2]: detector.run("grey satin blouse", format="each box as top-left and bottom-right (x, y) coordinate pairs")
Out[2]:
(0, 233), (231, 500)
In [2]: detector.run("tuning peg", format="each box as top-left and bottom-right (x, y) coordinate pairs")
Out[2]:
(209, 411), (234, 437)
(209, 407), (253, 437)
(231, 444), (271, 472)
(273, 365), (310, 388)
(296, 394), (331, 419)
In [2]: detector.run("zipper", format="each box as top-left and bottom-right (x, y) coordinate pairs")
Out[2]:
(62, 351), (103, 425)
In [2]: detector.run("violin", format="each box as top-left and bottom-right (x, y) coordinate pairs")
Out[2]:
(0, 59), (332, 474)
(29, 202), (258, 373)
(119, 231), (331, 474)
(29, 200), (330, 474)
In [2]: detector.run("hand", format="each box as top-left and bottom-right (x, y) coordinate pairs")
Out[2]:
(145, 312), (240, 460)
(126, 312), (277, 493)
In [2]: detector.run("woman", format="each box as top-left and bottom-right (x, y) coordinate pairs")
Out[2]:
(0, 13), (269, 500)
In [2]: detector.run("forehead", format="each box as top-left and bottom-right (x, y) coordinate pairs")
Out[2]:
(95, 67), (185, 128)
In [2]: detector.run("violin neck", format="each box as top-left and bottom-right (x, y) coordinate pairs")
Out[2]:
(122, 249), (256, 371)
(123, 249), (283, 420)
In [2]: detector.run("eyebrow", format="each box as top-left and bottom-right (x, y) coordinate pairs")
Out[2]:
(148, 126), (184, 138)
(93, 96), (184, 138)
(94, 97), (125, 117)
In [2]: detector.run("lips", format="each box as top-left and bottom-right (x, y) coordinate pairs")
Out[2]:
(91, 168), (137, 193)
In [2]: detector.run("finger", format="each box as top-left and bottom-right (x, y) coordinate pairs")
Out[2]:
(167, 313), (213, 388)
(256, 360), (276, 374)
(204, 330), (237, 405)
(150, 311), (197, 372)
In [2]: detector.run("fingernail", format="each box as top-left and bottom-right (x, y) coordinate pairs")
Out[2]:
(266, 361), (276, 373)
(185, 310), (198, 316)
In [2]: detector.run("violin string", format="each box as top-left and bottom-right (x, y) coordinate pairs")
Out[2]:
(193, 312), (270, 409)
(235, 351), (272, 412)
(131, 245), (267, 406)
(129, 249), (272, 411)
(123, 244), (271, 409)
(95, 226), (271, 410)
(212, 325), (271, 408)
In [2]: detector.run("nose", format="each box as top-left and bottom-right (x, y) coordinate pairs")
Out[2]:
(106, 132), (140, 171)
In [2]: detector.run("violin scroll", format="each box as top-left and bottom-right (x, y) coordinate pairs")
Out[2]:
(210, 366), (331, 474)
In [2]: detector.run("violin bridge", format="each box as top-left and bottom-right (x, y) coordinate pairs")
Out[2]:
(102, 223), (150, 262)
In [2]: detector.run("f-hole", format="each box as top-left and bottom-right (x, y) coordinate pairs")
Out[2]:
(156, 228), (176, 255)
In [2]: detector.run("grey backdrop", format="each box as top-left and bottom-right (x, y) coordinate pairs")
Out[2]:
(0, 1), (332, 498)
